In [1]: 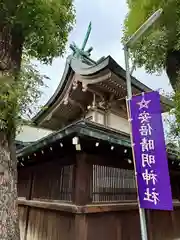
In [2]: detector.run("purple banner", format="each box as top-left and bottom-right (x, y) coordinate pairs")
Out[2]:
(129, 91), (173, 210)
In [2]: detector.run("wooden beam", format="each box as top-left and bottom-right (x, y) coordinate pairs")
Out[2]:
(18, 199), (180, 214)
(18, 199), (78, 213)
(80, 202), (138, 213)
(68, 97), (86, 112)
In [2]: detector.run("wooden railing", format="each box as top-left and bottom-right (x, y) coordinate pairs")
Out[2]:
(92, 165), (137, 202)
(18, 164), (74, 202)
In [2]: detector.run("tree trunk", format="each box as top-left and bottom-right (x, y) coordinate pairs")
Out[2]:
(0, 24), (24, 73)
(0, 132), (20, 240)
(0, 23), (24, 240)
(166, 50), (180, 90)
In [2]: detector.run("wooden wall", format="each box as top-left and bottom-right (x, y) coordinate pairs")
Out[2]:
(18, 160), (74, 202)
(85, 207), (180, 240)
(87, 210), (140, 240)
(17, 152), (180, 240)
(18, 202), (180, 240)
(19, 205), (75, 240)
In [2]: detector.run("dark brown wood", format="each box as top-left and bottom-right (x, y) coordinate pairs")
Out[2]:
(87, 212), (120, 240)
(26, 208), (74, 240)
(81, 202), (138, 213)
(150, 210), (174, 240)
(23, 172), (34, 240)
(17, 151), (180, 240)
(17, 169), (32, 199)
(172, 208), (180, 238)
(0, 24), (24, 72)
(146, 210), (153, 240)
(18, 199), (78, 213)
(166, 50), (180, 90)
(75, 215), (87, 240)
(74, 153), (93, 205)
(18, 200), (180, 240)
(171, 210), (177, 238)
(31, 161), (74, 202)
(88, 153), (134, 170)
(18, 206), (28, 240)
(120, 210), (141, 240)
(92, 164), (136, 202)
(115, 214), (122, 240)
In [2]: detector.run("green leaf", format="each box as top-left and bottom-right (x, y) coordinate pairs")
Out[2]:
(0, 0), (75, 63)
(0, 54), (47, 134)
(123, 0), (180, 140)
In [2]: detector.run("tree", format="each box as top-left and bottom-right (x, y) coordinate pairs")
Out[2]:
(123, 0), (180, 144)
(123, 0), (180, 90)
(0, 58), (47, 239)
(0, 0), (74, 72)
(0, 1), (75, 239)
(169, 88), (180, 140)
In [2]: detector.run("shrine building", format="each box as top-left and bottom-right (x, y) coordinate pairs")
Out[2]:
(16, 28), (180, 240)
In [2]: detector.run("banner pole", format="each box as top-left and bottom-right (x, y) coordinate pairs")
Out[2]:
(124, 46), (148, 240)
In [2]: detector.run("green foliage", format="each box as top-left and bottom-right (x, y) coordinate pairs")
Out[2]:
(0, 0), (75, 64)
(0, 56), (47, 134)
(170, 90), (180, 139)
(123, 0), (180, 73)
(0, 0), (75, 134)
(165, 89), (180, 157)
(124, 0), (180, 140)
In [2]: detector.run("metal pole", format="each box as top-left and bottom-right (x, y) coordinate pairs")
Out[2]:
(125, 8), (163, 48)
(124, 46), (148, 240)
(124, 46), (132, 99)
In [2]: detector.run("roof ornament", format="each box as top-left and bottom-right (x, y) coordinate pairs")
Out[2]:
(69, 22), (95, 65)
(81, 21), (92, 52)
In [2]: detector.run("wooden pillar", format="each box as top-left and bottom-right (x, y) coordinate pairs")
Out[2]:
(73, 153), (92, 240)
(146, 210), (153, 240)
(75, 214), (88, 240)
(74, 153), (92, 205)
(24, 171), (34, 240)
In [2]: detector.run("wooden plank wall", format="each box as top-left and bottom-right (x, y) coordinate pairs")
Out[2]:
(26, 209), (74, 240)
(19, 206), (28, 240)
(18, 160), (75, 240)
(87, 210), (140, 240)
(86, 208), (180, 240)
(18, 205), (74, 240)
(18, 204), (180, 240)
(18, 161), (74, 202)
(17, 153), (180, 240)
(32, 163), (73, 201)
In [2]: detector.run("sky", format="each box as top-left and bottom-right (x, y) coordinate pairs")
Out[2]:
(37, 0), (173, 106)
